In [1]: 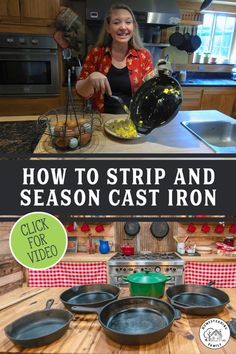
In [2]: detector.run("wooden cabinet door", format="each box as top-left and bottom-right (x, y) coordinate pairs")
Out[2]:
(20, 0), (60, 25)
(201, 88), (236, 117)
(181, 87), (203, 111)
(0, 0), (20, 23)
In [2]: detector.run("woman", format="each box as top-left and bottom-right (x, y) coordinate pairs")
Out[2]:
(76, 3), (154, 113)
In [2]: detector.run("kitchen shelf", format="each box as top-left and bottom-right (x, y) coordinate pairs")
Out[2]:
(143, 43), (170, 47)
(180, 20), (203, 26)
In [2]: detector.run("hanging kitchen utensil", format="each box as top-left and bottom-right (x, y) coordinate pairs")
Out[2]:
(176, 27), (187, 51)
(72, 297), (180, 345)
(181, 27), (192, 52)
(129, 74), (182, 135)
(150, 222), (169, 239)
(190, 27), (202, 53)
(200, 0), (213, 11)
(166, 283), (229, 315)
(124, 222), (140, 236)
(4, 299), (73, 348)
(169, 26), (184, 47)
(185, 27), (195, 54)
(60, 284), (120, 311)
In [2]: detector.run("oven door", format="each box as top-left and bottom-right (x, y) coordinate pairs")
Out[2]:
(0, 49), (59, 96)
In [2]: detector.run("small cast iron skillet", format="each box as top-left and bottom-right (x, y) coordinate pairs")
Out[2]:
(4, 299), (73, 348)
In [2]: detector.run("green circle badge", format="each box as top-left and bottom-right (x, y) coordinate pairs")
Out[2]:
(10, 212), (67, 270)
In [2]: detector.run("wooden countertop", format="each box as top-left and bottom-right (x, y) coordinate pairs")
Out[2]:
(62, 251), (236, 263)
(0, 286), (235, 353)
(181, 253), (236, 262)
(31, 110), (232, 154)
(63, 252), (116, 262)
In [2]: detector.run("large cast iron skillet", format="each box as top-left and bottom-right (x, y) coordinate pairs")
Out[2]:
(166, 283), (229, 315)
(130, 74), (182, 135)
(60, 284), (120, 311)
(4, 299), (73, 348)
(72, 297), (180, 345)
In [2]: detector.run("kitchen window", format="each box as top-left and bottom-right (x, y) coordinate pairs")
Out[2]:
(197, 13), (236, 62)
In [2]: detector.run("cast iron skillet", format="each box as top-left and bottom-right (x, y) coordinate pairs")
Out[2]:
(4, 299), (73, 348)
(166, 283), (229, 315)
(60, 284), (120, 311)
(124, 222), (140, 236)
(200, 0), (213, 11)
(72, 297), (181, 345)
(130, 74), (182, 135)
(169, 26), (184, 47)
(150, 222), (169, 239)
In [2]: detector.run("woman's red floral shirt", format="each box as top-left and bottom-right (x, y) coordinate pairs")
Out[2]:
(78, 46), (154, 112)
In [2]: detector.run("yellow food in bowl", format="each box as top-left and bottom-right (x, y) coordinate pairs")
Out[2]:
(106, 118), (138, 138)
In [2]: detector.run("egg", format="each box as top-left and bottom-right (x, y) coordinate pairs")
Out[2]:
(49, 125), (55, 136)
(83, 122), (92, 133)
(77, 117), (86, 126)
(69, 138), (79, 149)
(56, 121), (66, 127)
(66, 120), (78, 129)
(53, 137), (68, 149)
(80, 133), (91, 146)
(65, 128), (75, 138)
(54, 122), (66, 136)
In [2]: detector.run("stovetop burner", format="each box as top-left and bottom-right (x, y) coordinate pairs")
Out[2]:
(108, 252), (184, 266)
(111, 252), (181, 260)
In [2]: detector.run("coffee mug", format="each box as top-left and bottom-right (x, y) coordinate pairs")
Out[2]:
(177, 242), (185, 255)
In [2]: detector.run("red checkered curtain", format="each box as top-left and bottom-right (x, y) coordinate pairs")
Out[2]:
(184, 262), (236, 288)
(28, 262), (107, 287)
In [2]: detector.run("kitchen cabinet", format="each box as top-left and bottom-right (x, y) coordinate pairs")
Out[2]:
(181, 87), (203, 111)
(181, 87), (236, 118)
(0, 0), (60, 26)
(0, 0), (20, 23)
(201, 87), (236, 118)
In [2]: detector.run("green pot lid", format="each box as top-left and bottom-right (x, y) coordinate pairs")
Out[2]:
(126, 272), (169, 284)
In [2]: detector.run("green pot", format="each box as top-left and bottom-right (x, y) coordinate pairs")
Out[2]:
(123, 272), (172, 298)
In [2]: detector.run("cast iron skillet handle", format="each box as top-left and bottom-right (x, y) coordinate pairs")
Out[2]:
(71, 305), (102, 315)
(207, 281), (215, 287)
(45, 299), (54, 310)
(174, 309), (181, 320)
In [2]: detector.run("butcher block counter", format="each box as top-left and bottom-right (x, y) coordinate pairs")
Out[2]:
(0, 286), (235, 354)
(30, 109), (230, 154)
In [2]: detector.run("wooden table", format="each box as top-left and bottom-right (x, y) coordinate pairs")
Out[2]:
(0, 286), (235, 353)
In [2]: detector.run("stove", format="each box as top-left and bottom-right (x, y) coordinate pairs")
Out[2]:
(108, 252), (184, 287)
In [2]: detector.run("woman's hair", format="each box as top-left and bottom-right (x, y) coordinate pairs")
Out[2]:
(95, 3), (143, 49)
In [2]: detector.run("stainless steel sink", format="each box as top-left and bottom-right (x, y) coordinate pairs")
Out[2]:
(181, 120), (236, 153)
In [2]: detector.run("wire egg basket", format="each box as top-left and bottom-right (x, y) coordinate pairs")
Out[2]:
(38, 69), (102, 151)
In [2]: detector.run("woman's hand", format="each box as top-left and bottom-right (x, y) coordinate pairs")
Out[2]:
(88, 72), (112, 96)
